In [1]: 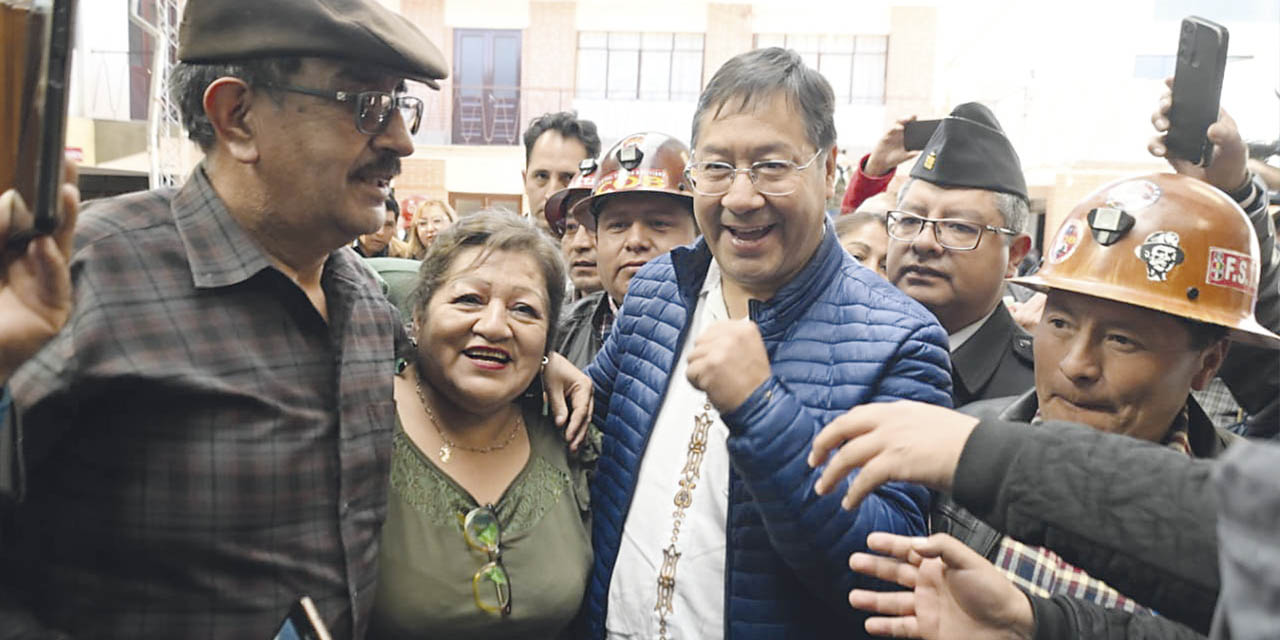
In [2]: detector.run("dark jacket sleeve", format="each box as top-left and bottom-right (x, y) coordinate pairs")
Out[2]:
(1216, 174), (1279, 430)
(1029, 593), (1207, 640)
(1211, 441), (1280, 639)
(952, 419), (1219, 634)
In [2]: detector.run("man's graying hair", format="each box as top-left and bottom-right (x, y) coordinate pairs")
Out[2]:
(691, 47), (836, 152)
(170, 58), (303, 151)
(898, 177), (1030, 243)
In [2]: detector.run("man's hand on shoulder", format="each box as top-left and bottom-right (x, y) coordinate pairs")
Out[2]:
(686, 319), (771, 414)
(0, 159), (80, 384)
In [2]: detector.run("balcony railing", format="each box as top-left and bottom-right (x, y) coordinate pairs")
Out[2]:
(413, 83), (576, 147)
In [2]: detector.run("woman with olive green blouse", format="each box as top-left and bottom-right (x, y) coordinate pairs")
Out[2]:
(368, 211), (596, 639)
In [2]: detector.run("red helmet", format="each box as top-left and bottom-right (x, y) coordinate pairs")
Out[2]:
(543, 157), (601, 238)
(570, 132), (694, 232)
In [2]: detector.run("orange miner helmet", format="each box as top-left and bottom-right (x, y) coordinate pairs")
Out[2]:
(544, 156), (602, 238)
(570, 132), (694, 233)
(1014, 173), (1280, 348)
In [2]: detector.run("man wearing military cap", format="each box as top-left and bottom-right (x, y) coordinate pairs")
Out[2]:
(0, 1), (447, 637)
(885, 102), (1036, 406)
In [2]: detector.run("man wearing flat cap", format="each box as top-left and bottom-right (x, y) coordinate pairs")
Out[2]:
(0, 1), (446, 637)
(884, 102), (1036, 406)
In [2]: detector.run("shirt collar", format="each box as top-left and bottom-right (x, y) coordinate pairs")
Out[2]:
(948, 305), (1000, 352)
(172, 165), (278, 289)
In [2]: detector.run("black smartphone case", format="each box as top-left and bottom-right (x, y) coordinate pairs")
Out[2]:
(1166, 16), (1228, 166)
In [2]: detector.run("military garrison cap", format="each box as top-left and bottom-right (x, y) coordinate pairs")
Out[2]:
(177, 0), (448, 88)
(910, 102), (1027, 202)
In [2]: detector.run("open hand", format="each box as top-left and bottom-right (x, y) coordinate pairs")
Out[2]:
(808, 400), (976, 510)
(849, 532), (1034, 640)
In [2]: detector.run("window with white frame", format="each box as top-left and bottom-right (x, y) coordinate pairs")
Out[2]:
(754, 34), (888, 105)
(576, 32), (704, 101)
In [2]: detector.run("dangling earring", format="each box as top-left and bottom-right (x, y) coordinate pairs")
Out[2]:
(540, 355), (550, 416)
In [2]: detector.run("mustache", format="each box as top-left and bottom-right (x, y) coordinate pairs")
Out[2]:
(352, 153), (402, 180)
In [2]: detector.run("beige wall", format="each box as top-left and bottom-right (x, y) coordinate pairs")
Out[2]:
(703, 3), (754, 87)
(883, 6), (936, 130)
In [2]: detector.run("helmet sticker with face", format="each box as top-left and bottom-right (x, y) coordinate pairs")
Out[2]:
(1135, 230), (1186, 281)
(1048, 218), (1084, 265)
(1206, 246), (1257, 295)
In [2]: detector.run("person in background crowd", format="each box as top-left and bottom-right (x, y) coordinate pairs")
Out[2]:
(834, 210), (888, 277)
(521, 112), (601, 246)
(551, 132), (698, 369)
(0, 161), (80, 507)
(886, 103), (1035, 406)
(397, 197), (455, 260)
(840, 115), (920, 214)
(542, 152), (607, 301)
(354, 196), (400, 258)
(810, 97), (1280, 640)
(579, 47), (952, 640)
(368, 210), (595, 639)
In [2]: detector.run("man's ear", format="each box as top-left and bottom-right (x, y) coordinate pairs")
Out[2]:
(1005, 234), (1032, 278)
(1190, 338), (1230, 391)
(203, 77), (260, 164)
(824, 146), (839, 198)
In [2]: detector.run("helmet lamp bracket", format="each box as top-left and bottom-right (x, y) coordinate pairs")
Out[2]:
(1087, 206), (1135, 246)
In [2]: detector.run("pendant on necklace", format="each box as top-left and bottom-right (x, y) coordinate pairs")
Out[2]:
(439, 445), (452, 463)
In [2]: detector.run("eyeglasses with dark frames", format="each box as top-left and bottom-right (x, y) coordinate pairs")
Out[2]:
(261, 85), (424, 136)
(684, 148), (827, 197)
(885, 210), (1017, 251)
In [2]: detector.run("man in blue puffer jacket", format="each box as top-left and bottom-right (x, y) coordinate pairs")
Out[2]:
(579, 47), (953, 640)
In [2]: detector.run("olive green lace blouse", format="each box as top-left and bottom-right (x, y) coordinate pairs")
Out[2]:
(367, 404), (596, 639)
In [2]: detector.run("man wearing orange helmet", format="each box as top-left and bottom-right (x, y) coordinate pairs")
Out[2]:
(548, 132), (699, 369)
(807, 102), (1280, 639)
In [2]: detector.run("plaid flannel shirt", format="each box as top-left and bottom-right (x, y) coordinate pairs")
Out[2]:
(0, 167), (399, 639)
(992, 409), (1196, 614)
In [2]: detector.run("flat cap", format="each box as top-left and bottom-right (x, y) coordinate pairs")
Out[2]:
(910, 102), (1027, 202)
(177, 0), (447, 88)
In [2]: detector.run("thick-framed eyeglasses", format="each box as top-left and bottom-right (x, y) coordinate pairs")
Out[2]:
(261, 85), (424, 136)
(457, 505), (512, 615)
(886, 210), (1017, 251)
(684, 147), (827, 197)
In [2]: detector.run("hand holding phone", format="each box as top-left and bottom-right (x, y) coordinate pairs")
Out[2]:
(1150, 80), (1249, 195)
(865, 116), (927, 176)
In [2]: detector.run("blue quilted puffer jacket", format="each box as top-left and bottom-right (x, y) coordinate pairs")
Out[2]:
(579, 224), (953, 639)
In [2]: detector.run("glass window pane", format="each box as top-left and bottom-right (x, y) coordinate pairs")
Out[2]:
(576, 49), (607, 99)
(852, 51), (886, 104)
(822, 34), (854, 53)
(579, 31), (607, 48)
(789, 34), (820, 54)
(607, 50), (640, 99)
(674, 33), (704, 50)
(856, 35), (888, 54)
(642, 32), (673, 50)
(640, 50), (672, 100)
(671, 50), (703, 101)
(755, 33), (785, 49)
(610, 32), (641, 49)
(819, 53), (853, 103)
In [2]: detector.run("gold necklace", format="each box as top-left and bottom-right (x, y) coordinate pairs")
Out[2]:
(655, 398), (714, 640)
(414, 379), (523, 464)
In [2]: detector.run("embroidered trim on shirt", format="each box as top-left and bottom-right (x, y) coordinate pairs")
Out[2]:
(654, 399), (715, 640)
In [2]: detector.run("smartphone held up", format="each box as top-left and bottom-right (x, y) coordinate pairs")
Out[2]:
(1, 0), (76, 249)
(1165, 16), (1228, 167)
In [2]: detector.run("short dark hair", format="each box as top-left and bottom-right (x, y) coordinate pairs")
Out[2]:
(385, 196), (400, 215)
(522, 112), (601, 164)
(691, 47), (836, 152)
(1178, 317), (1230, 350)
(170, 58), (303, 151)
(409, 208), (567, 355)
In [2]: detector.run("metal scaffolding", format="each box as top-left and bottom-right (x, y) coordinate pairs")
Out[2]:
(129, 0), (184, 189)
